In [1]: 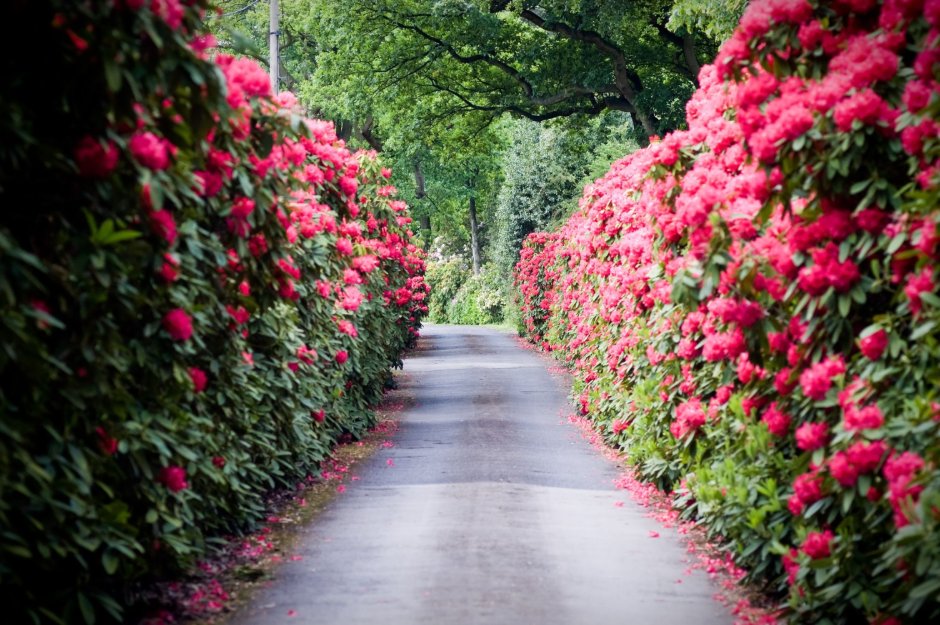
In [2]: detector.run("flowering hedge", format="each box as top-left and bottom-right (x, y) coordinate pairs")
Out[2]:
(0, 1), (426, 622)
(516, 1), (940, 623)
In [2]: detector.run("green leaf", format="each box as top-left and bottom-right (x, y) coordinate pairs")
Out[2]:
(911, 321), (936, 341)
(77, 593), (95, 625)
(920, 291), (940, 309)
(849, 179), (871, 194)
(101, 550), (119, 575)
(101, 230), (142, 245)
(909, 577), (940, 599)
(103, 60), (122, 92)
(2, 543), (32, 558)
(886, 232), (907, 255)
(838, 295), (851, 317)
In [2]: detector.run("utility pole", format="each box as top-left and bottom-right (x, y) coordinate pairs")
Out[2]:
(269, 0), (279, 93)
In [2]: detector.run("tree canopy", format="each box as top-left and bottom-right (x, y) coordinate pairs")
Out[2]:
(304, 0), (717, 141)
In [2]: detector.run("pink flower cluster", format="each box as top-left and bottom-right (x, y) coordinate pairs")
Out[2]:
(158, 465), (188, 493)
(798, 356), (845, 401)
(670, 398), (707, 439)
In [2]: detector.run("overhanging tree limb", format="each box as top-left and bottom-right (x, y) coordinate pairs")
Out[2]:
(516, 8), (659, 135)
(381, 14), (638, 125)
(385, 18), (536, 99)
(423, 76), (632, 122)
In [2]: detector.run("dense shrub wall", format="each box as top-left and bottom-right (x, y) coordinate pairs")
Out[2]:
(0, 2), (426, 622)
(516, 1), (940, 623)
(426, 260), (505, 325)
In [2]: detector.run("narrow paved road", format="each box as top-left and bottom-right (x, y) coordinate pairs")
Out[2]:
(231, 325), (733, 625)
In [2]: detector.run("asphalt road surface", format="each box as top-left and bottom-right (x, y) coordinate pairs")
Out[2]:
(230, 324), (734, 625)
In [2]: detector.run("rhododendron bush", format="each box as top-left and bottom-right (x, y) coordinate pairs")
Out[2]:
(516, 1), (940, 622)
(0, 1), (426, 622)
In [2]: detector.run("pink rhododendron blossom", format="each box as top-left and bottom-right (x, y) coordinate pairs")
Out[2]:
(859, 328), (889, 360)
(670, 398), (706, 439)
(337, 319), (357, 337)
(129, 131), (173, 170)
(230, 197), (255, 219)
(843, 404), (884, 431)
(795, 422), (828, 451)
(340, 286), (363, 311)
(226, 305), (250, 326)
(343, 269), (362, 285)
(150, 0), (185, 29)
(352, 255), (379, 273)
(95, 427), (118, 456)
(612, 419), (631, 434)
(736, 353), (764, 384)
(336, 238), (354, 255)
(335, 350), (349, 365)
(789, 471), (824, 514)
(904, 268), (935, 316)
(829, 451), (859, 486)
(159, 253), (180, 282)
(799, 356), (845, 400)
(702, 328), (746, 361)
(774, 368), (797, 395)
(248, 233), (268, 257)
(904, 80), (933, 112)
(339, 176), (358, 197)
(884, 451), (925, 527)
(833, 90), (889, 131)
(159, 465), (188, 492)
(761, 402), (791, 437)
(831, 440), (888, 487)
(162, 308), (193, 341)
(801, 530), (834, 560)
(188, 367), (207, 393)
(798, 244), (860, 294)
(849, 440), (888, 471)
(150, 209), (177, 244)
(296, 345), (317, 365)
(767, 332), (790, 353)
(74, 136), (119, 178)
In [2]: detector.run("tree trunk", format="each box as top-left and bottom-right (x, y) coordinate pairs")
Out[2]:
(413, 161), (431, 247)
(358, 116), (383, 151)
(413, 161), (426, 199)
(469, 195), (481, 276)
(336, 119), (353, 141)
(682, 33), (701, 86)
(419, 214), (431, 248)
